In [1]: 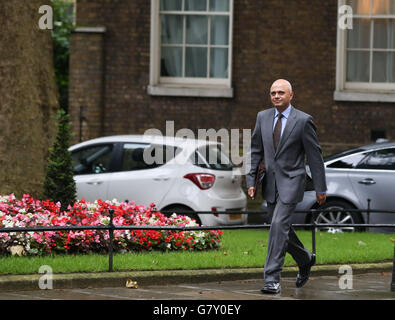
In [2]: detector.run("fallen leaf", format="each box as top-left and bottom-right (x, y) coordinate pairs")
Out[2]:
(126, 279), (138, 289)
(389, 237), (395, 243)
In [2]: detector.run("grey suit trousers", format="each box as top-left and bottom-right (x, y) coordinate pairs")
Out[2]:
(264, 191), (312, 283)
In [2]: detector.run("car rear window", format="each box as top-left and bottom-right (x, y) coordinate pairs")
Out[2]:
(356, 148), (395, 170)
(192, 145), (234, 171)
(120, 143), (179, 171)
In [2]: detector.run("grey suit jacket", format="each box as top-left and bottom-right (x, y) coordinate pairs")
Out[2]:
(246, 106), (327, 204)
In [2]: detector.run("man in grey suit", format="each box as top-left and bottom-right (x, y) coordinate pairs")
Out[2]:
(246, 79), (327, 294)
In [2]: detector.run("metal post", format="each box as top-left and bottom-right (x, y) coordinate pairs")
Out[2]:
(367, 198), (371, 225)
(79, 106), (87, 142)
(108, 209), (114, 272)
(312, 223), (316, 256)
(391, 243), (395, 292)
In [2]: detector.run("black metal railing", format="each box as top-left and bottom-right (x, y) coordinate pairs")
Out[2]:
(1, 206), (395, 292)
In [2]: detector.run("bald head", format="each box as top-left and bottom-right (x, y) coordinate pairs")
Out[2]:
(270, 79), (294, 111)
(271, 79), (293, 93)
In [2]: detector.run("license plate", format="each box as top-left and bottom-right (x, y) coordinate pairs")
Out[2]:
(229, 214), (242, 220)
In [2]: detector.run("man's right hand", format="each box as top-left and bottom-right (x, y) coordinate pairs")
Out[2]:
(248, 187), (255, 199)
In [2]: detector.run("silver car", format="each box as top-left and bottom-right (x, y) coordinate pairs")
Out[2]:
(261, 141), (395, 233)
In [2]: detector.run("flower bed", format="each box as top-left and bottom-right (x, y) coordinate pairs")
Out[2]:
(0, 194), (223, 256)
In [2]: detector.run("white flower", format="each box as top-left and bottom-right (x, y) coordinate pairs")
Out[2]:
(26, 248), (38, 255)
(87, 203), (97, 211)
(101, 217), (110, 225)
(193, 231), (205, 239)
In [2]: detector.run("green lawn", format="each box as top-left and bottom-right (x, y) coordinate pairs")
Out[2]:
(0, 229), (394, 275)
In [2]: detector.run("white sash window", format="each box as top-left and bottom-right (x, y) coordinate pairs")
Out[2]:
(149, 0), (234, 97)
(335, 0), (395, 102)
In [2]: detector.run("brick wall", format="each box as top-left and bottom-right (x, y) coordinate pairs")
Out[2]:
(69, 29), (105, 141)
(69, 0), (395, 155)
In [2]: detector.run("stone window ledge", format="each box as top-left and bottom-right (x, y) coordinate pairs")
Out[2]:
(72, 27), (106, 33)
(147, 85), (234, 98)
(334, 91), (395, 103)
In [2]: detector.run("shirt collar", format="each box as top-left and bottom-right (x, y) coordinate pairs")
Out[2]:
(275, 104), (292, 119)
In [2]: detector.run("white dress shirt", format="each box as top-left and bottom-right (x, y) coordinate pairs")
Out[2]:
(273, 104), (292, 137)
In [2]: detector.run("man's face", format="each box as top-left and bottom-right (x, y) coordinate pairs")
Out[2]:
(270, 82), (293, 110)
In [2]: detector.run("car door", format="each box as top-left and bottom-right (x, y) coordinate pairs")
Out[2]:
(347, 147), (395, 218)
(106, 143), (177, 207)
(71, 143), (116, 202)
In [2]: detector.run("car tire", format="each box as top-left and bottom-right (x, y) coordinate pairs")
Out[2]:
(161, 205), (201, 225)
(310, 200), (364, 232)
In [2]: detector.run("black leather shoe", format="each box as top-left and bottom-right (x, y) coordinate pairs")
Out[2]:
(261, 282), (281, 294)
(296, 254), (316, 288)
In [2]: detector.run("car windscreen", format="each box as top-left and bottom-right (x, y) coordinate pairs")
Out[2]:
(192, 145), (234, 171)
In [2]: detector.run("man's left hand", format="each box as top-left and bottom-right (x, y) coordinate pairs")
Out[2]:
(316, 193), (326, 206)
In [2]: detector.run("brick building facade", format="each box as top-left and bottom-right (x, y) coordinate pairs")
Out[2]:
(69, 0), (395, 156)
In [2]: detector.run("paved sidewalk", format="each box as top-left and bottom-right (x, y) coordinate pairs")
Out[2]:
(0, 262), (393, 291)
(0, 262), (394, 300)
(0, 272), (394, 300)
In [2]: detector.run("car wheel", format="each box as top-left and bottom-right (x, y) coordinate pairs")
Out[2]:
(161, 205), (201, 225)
(311, 200), (364, 232)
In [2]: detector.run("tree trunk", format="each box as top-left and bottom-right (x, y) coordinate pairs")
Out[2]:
(0, 1), (59, 198)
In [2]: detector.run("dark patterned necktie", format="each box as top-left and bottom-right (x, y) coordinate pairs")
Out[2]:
(273, 113), (283, 151)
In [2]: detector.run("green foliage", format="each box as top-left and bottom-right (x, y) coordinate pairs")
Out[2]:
(43, 109), (76, 211)
(52, 0), (74, 111)
(1, 230), (394, 274)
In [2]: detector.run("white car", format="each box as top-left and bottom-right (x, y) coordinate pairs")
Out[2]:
(69, 135), (247, 226)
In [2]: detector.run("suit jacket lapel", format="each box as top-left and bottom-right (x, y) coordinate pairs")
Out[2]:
(275, 107), (297, 157)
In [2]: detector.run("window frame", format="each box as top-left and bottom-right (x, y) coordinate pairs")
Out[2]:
(148, 0), (234, 98)
(335, 0), (395, 102)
